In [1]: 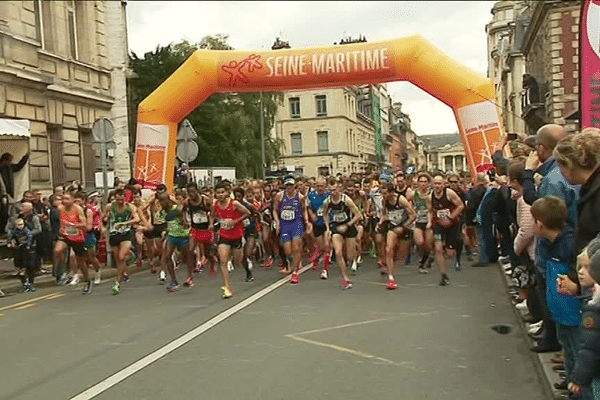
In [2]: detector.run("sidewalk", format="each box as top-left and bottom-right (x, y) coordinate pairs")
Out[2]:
(497, 262), (565, 400)
(0, 256), (152, 295)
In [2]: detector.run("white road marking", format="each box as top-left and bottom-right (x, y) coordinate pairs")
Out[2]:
(70, 264), (311, 400)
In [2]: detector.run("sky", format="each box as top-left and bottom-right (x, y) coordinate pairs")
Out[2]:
(127, 1), (496, 136)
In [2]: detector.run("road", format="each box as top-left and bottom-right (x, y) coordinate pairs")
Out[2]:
(0, 256), (546, 400)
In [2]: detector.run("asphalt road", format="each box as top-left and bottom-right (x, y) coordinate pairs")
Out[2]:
(0, 256), (546, 400)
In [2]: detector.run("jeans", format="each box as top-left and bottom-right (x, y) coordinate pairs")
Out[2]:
(557, 324), (593, 400)
(477, 219), (497, 264)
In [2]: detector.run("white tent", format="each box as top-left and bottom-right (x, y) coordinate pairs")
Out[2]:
(0, 119), (30, 202)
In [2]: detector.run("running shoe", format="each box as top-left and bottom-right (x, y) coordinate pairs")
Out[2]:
(27, 285), (36, 292)
(18, 284), (29, 293)
(194, 262), (202, 274)
(82, 279), (93, 295)
(290, 273), (299, 284)
(245, 273), (255, 282)
(151, 264), (157, 274)
(183, 277), (195, 288)
(122, 273), (130, 284)
(341, 280), (354, 290)
(94, 269), (102, 285)
(454, 261), (461, 271)
(320, 270), (328, 280)
(439, 274), (450, 286)
(357, 255), (363, 264)
(264, 256), (273, 268)
(350, 260), (358, 275)
(69, 274), (80, 286)
(209, 260), (217, 276)
(387, 280), (398, 290)
(418, 266), (428, 274)
(167, 281), (181, 292)
(112, 281), (121, 295)
(227, 260), (234, 272)
(158, 270), (167, 283)
(222, 286), (233, 299)
(426, 257), (434, 269)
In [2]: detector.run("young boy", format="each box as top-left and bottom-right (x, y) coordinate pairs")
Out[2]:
(531, 196), (582, 394)
(563, 240), (600, 399)
(7, 218), (35, 292)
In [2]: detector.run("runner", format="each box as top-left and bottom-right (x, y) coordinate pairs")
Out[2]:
(307, 177), (331, 278)
(272, 175), (312, 284)
(427, 174), (465, 286)
(394, 171), (414, 266)
(413, 172), (434, 273)
(142, 184), (169, 280)
(55, 191), (92, 294)
(214, 181), (251, 298)
(75, 192), (103, 285)
(102, 188), (140, 295)
(259, 187), (276, 268)
(233, 187), (257, 281)
(131, 188), (150, 268)
(346, 179), (368, 273)
(446, 172), (467, 270)
(377, 182), (416, 289)
(323, 179), (361, 289)
(184, 182), (214, 275)
(161, 192), (192, 291)
(370, 173), (390, 274)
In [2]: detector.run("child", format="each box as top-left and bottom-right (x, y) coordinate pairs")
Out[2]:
(566, 240), (600, 399)
(7, 218), (35, 292)
(531, 196), (582, 395)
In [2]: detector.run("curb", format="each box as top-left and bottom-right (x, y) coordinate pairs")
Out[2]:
(0, 261), (153, 295)
(497, 261), (564, 400)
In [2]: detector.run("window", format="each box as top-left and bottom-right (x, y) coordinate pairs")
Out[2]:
(289, 97), (300, 118)
(316, 95), (327, 116)
(291, 133), (302, 155)
(317, 131), (328, 153)
(67, 0), (78, 59)
(318, 166), (330, 176)
(34, 0), (54, 51)
(80, 129), (96, 188)
(49, 125), (66, 186)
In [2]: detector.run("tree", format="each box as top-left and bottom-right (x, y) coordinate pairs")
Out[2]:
(128, 35), (283, 179)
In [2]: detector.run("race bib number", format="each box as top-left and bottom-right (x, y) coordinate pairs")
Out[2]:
(167, 221), (176, 231)
(316, 207), (324, 217)
(436, 209), (451, 220)
(388, 209), (405, 225)
(192, 212), (208, 224)
(243, 219), (251, 227)
(65, 225), (79, 236)
(416, 209), (428, 223)
(332, 211), (347, 223)
(281, 210), (296, 221)
(221, 219), (234, 230)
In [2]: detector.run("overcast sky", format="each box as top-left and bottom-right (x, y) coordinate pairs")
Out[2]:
(127, 1), (496, 136)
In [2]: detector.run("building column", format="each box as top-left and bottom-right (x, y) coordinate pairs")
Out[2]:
(451, 155), (455, 172)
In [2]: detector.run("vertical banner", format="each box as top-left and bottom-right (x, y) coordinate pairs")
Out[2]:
(581, 0), (600, 129)
(456, 101), (502, 174)
(372, 92), (383, 166)
(133, 123), (170, 189)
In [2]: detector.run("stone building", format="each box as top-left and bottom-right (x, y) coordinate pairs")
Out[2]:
(0, 0), (130, 192)
(487, 0), (581, 135)
(421, 133), (467, 173)
(274, 83), (394, 177)
(486, 1), (528, 135)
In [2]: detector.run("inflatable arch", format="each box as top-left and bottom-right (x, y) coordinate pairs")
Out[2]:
(134, 34), (503, 189)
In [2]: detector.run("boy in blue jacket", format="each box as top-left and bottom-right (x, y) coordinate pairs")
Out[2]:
(531, 196), (582, 397)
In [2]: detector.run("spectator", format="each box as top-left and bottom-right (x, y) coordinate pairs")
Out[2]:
(7, 202), (41, 292)
(0, 151), (29, 234)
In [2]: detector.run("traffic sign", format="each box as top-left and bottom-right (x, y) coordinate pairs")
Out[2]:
(177, 119), (197, 140)
(92, 118), (114, 142)
(176, 140), (198, 163)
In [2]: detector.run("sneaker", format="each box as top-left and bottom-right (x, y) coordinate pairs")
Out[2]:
(19, 284), (29, 293)
(122, 273), (130, 284)
(151, 264), (157, 274)
(357, 255), (363, 264)
(27, 285), (36, 292)
(387, 280), (398, 290)
(320, 270), (328, 280)
(499, 256), (510, 264)
(290, 273), (299, 284)
(350, 260), (358, 275)
(227, 260), (234, 272)
(183, 277), (195, 288)
(112, 281), (121, 295)
(426, 257), (434, 269)
(222, 286), (233, 299)
(167, 281), (181, 292)
(94, 269), (102, 285)
(69, 274), (80, 286)
(418, 266), (428, 274)
(158, 270), (167, 283)
(341, 280), (354, 290)
(454, 261), (461, 271)
(245, 272), (254, 282)
(0, 289), (5, 297)
(82, 280), (93, 295)
(439, 274), (450, 286)
(247, 258), (253, 271)
(264, 256), (273, 268)
(515, 300), (528, 311)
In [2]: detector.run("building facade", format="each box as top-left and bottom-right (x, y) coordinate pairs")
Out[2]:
(0, 0), (130, 193)
(487, 0), (582, 135)
(421, 133), (467, 173)
(274, 83), (394, 177)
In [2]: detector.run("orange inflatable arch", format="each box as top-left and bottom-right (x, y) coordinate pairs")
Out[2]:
(134, 34), (503, 189)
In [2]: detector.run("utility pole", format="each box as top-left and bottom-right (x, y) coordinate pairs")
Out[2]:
(260, 91), (266, 179)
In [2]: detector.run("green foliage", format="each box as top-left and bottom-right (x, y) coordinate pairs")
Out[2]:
(128, 35), (282, 178)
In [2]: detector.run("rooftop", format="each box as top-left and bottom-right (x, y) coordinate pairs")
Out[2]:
(420, 133), (462, 150)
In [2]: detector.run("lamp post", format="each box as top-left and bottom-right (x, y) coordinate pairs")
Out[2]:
(260, 91), (266, 179)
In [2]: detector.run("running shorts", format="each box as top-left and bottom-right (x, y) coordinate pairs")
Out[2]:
(109, 230), (133, 248)
(167, 235), (189, 250)
(218, 236), (243, 249)
(433, 224), (460, 250)
(191, 228), (213, 244)
(58, 236), (86, 257)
